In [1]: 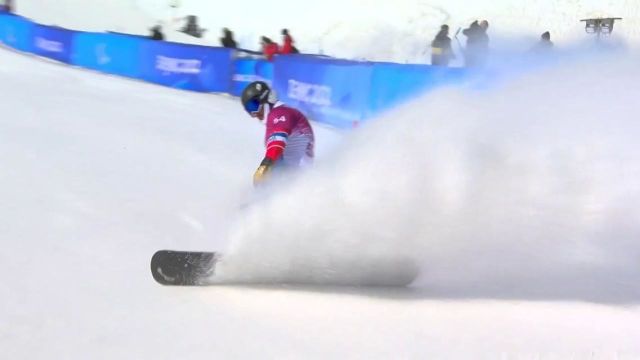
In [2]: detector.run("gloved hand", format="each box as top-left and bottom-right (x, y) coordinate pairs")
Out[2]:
(253, 158), (274, 186)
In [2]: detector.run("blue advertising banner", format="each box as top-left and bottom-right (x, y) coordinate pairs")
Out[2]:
(106, 31), (148, 39)
(31, 24), (75, 63)
(273, 55), (373, 128)
(0, 14), (34, 52)
(72, 32), (143, 78)
(368, 62), (468, 115)
(231, 58), (274, 96)
(0, 14), (473, 130)
(139, 41), (233, 92)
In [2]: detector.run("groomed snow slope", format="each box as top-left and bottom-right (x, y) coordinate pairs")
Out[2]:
(1, 41), (640, 358)
(3, 0), (640, 358)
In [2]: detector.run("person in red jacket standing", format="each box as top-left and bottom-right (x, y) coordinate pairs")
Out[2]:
(261, 36), (279, 61)
(240, 81), (315, 186)
(280, 29), (298, 54)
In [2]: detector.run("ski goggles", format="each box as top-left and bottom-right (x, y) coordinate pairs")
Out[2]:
(244, 98), (262, 114)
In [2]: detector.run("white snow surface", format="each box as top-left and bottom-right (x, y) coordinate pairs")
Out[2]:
(2, 43), (640, 359)
(2, 0), (640, 358)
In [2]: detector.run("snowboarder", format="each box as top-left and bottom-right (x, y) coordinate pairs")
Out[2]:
(431, 24), (455, 66)
(240, 81), (315, 186)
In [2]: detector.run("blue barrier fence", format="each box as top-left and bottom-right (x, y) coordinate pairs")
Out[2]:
(0, 14), (33, 52)
(139, 41), (232, 92)
(231, 58), (273, 96)
(273, 55), (373, 128)
(368, 62), (468, 116)
(73, 32), (143, 78)
(32, 24), (75, 63)
(0, 15), (469, 128)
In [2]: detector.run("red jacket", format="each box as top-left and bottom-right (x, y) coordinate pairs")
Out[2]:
(263, 102), (314, 164)
(263, 42), (279, 61)
(281, 34), (294, 54)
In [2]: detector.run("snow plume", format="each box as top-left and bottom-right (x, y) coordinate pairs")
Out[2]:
(219, 52), (640, 301)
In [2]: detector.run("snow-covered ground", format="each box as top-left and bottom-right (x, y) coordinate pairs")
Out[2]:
(13, 0), (640, 62)
(2, 38), (640, 359)
(12, 0), (208, 45)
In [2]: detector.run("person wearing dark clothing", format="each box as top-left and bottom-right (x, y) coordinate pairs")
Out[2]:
(280, 29), (299, 54)
(149, 25), (165, 41)
(462, 20), (490, 68)
(1, 0), (13, 12)
(431, 24), (454, 66)
(181, 15), (206, 38)
(220, 28), (237, 48)
(261, 36), (279, 61)
(531, 31), (554, 53)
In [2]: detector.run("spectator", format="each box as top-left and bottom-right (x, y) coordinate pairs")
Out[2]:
(220, 27), (237, 48)
(280, 29), (299, 54)
(462, 20), (490, 68)
(149, 25), (165, 41)
(181, 15), (206, 38)
(431, 24), (455, 66)
(261, 36), (279, 61)
(1, 0), (13, 12)
(530, 31), (554, 53)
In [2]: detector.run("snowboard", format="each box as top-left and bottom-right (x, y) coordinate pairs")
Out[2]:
(151, 250), (220, 286)
(151, 250), (420, 287)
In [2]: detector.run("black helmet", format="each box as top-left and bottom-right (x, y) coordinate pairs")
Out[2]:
(241, 81), (271, 113)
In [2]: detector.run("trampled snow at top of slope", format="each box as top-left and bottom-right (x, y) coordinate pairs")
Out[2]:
(13, 0), (208, 45)
(13, 0), (640, 62)
(167, 0), (640, 62)
(218, 51), (640, 302)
